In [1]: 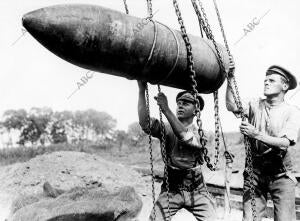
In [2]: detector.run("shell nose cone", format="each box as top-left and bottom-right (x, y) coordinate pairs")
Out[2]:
(22, 9), (45, 34)
(22, 10), (40, 34)
(22, 12), (31, 31)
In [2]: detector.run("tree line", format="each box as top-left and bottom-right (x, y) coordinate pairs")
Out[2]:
(2, 108), (298, 149)
(0, 107), (147, 148)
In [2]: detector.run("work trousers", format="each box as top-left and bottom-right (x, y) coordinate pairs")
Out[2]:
(149, 167), (216, 221)
(242, 171), (296, 221)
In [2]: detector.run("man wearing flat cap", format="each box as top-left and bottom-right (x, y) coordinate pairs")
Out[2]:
(226, 64), (300, 221)
(137, 81), (216, 221)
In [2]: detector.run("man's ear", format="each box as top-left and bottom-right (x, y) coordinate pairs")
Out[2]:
(282, 82), (289, 91)
(193, 107), (199, 116)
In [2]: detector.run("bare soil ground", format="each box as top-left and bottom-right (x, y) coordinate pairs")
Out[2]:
(0, 149), (275, 221)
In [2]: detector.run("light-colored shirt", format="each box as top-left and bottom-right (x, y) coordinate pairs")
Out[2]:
(243, 98), (300, 172)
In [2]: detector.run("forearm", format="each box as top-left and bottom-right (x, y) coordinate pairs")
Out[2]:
(162, 108), (186, 139)
(226, 78), (239, 113)
(254, 132), (290, 151)
(164, 109), (201, 150)
(138, 89), (148, 129)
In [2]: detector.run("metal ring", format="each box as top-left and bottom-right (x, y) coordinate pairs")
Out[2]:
(154, 21), (180, 84)
(145, 19), (158, 67)
(143, 20), (180, 85)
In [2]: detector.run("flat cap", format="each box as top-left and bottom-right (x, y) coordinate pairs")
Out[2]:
(266, 65), (297, 90)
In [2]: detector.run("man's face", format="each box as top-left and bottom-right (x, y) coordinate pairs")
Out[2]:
(176, 99), (196, 120)
(263, 74), (287, 97)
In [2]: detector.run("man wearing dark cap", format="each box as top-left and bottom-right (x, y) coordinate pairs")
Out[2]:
(226, 65), (300, 221)
(137, 81), (216, 221)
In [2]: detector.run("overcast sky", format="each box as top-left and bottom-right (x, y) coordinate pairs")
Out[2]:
(0, 0), (299, 132)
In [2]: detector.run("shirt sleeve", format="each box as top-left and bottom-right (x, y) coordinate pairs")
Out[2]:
(278, 107), (300, 146)
(140, 117), (171, 140)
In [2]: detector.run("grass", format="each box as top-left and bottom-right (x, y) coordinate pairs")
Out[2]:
(0, 142), (108, 166)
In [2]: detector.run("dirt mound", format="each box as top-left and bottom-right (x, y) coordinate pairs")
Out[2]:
(9, 183), (142, 221)
(0, 151), (147, 221)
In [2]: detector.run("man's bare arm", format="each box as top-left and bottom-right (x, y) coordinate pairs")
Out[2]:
(240, 121), (290, 151)
(155, 92), (187, 139)
(226, 77), (240, 113)
(137, 81), (149, 131)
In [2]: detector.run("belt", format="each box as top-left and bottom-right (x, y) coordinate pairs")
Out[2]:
(167, 164), (201, 171)
(164, 165), (204, 192)
(246, 168), (287, 179)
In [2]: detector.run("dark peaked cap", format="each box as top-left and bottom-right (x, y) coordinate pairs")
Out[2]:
(176, 91), (204, 111)
(266, 65), (298, 90)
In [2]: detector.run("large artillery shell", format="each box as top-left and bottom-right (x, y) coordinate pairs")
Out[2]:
(22, 4), (229, 93)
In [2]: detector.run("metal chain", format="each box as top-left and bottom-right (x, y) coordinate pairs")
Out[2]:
(122, 1), (158, 219)
(171, 0), (215, 171)
(157, 85), (170, 221)
(244, 136), (257, 220)
(212, 0), (231, 56)
(145, 84), (157, 221)
(191, 0), (211, 39)
(194, 0), (240, 116)
(211, 0), (257, 219)
(146, 0), (153, 18)
(210, 0), (244, 115)
(193, 0), (226, 73)
(146, 1), (170, 220)
(122, 0), (129, 14)
(213, 90), (220, 169)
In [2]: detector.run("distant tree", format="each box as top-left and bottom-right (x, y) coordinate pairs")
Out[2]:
(64, 109), (117, 143)
(18, 107), (53, 146)
(72, 110), (86, 141)
(2, 109), (27, 131)
(50, 121), (67, 144)
(113, 130), (127, 151)
(127, 122), (146, 146)
(53, 111), (75, 143)
(91, 110), (117, 139)
(1, 109), (28, 147)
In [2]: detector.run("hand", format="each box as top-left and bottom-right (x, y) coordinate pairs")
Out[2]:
(154, 92), (169, 113)
(137, 80), (147, 91)
(239, 121), (260, 138)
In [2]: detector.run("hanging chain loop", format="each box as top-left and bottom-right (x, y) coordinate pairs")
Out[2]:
(146, 1), (170, 220)
(211, 0), (257, 219)
(145, 84), (157, 221)
(172, 0), (216, 170)
(122, 1), (158, 220)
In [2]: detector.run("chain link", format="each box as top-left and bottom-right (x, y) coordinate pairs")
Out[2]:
(146, 0), (153, 18)
(191, 0), (226, 171)
(211, 0), (257, 219)
(172, 0), (219, 170)
(244, 136), (257, 220)
(146, 1), (170, 220)
(122, 0), (129, 14)
(123, 1), (158, 219)
(172, 0), (206, 165)
(157, 85), (170, 221)
(213, 90), (220, 168)
(145, 84), (157, 221)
